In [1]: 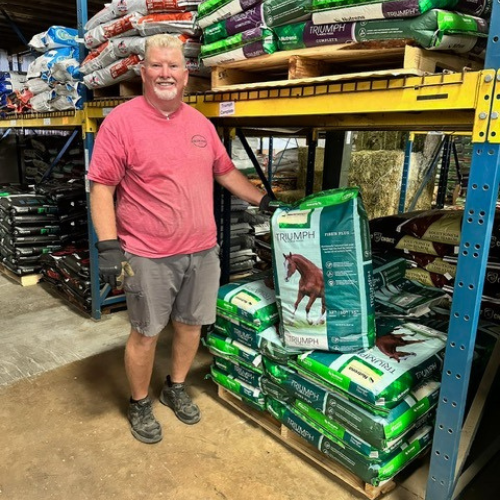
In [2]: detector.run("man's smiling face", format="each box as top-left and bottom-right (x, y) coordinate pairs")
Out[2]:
(141, 46), (188, 108)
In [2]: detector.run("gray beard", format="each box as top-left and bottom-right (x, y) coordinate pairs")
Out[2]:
(153, 86), (178, 101)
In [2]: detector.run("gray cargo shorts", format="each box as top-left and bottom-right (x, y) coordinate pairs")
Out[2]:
(123, 245), (221, 337)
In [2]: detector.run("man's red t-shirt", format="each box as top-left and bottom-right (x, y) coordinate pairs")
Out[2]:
(88, 97), (235, 258)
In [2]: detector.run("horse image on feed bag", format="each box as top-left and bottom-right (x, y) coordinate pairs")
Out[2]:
(271, 188), (376, 353)
(283, 252), (326, 326)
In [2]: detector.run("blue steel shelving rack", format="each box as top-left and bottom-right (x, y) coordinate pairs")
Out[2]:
(77, 0), (126, 320)
(425, 1), (500, 498)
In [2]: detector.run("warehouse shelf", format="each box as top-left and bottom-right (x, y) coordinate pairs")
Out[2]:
(183, 71), (489, 134)
(0, 110), (85, 129)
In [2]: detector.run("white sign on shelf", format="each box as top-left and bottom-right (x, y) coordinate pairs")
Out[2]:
(43, 118), (51, 125)
(219, 101), (235, 117)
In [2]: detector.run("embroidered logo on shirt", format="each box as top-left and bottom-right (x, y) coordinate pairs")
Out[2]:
(191, 135), (208, 148)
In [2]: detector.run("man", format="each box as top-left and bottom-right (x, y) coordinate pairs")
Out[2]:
(88, 34), (270, 444)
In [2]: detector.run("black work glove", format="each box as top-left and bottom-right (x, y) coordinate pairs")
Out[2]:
(259, 194), (277, 214)
(95, 239), (134, 290)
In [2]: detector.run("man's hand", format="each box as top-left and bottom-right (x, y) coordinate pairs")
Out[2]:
(259, 194), (277, 214)
(95, 239), (134, 290)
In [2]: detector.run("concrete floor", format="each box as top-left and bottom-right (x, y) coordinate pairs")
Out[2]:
(0, 273), (497, 500)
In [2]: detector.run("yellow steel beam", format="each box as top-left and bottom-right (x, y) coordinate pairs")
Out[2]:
(186, 72), (482, 127)
(0, 111), (84, 129)
(84, 99), (473, 130)
(211, 111), (475, 132)
(1, 71), (485, 133)
(85, 102), (125, 119)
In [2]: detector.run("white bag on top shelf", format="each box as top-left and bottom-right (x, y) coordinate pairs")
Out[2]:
(83, 54), (143, 88)
(28, 26), (79, 52)
(80, 36), (146, 75)
(84, 13), (142, 49)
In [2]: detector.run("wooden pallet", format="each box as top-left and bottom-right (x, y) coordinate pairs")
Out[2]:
(0, 263), (42, 286)
(92, 75), (211, 99)
(217, 386), (396, 500)
(101, 299), (127, 315)
(209, 42), (483, 91)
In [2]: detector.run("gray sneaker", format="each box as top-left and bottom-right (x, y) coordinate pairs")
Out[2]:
(159, 376), (201, 425)
(127, 396), (163, 444)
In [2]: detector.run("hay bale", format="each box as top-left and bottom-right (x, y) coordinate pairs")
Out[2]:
(276, 189), (305, 203)
(348, 151), (435, 219)
(297, 147), (324, 192)
(353, 131), (406, 151)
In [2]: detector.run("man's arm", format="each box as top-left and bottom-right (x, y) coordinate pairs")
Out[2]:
(89, 182), (118, 241)
(215, 168), (267, 207)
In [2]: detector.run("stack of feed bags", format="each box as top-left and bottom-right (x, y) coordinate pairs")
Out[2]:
(0, 192), (61, 275)
(22, 133), (85, 185)
(206, 272), (303, 410)
(40, 247), (93, 312)
(260, 187), (454, 484)
(25, 26), (83, 112)
(264, 339), (441, 486)
(223, 196), (257, 279)
(370, 209), (500, 322)
(274, 0), (490, 57)
(198, 0), (312, 66)
(82, 0), (207, 89)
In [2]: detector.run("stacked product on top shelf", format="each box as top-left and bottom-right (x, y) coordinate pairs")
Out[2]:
(199, 0), (491, 69)
(369, 209), (500, 323)
(198, 0), (312, 66)
(82, 0), (207, 89)
(275, 2), (490, 56)
(24, 26), (83, 112)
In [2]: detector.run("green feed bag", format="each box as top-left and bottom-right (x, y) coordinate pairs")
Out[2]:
(274, 9), (488, 53)
(271, 187), (376, 353)
(295, 322), (446, 409)
(267, 398), (433, 486)
(262, 358), (440, 448)
(216, 272), (278, 331)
